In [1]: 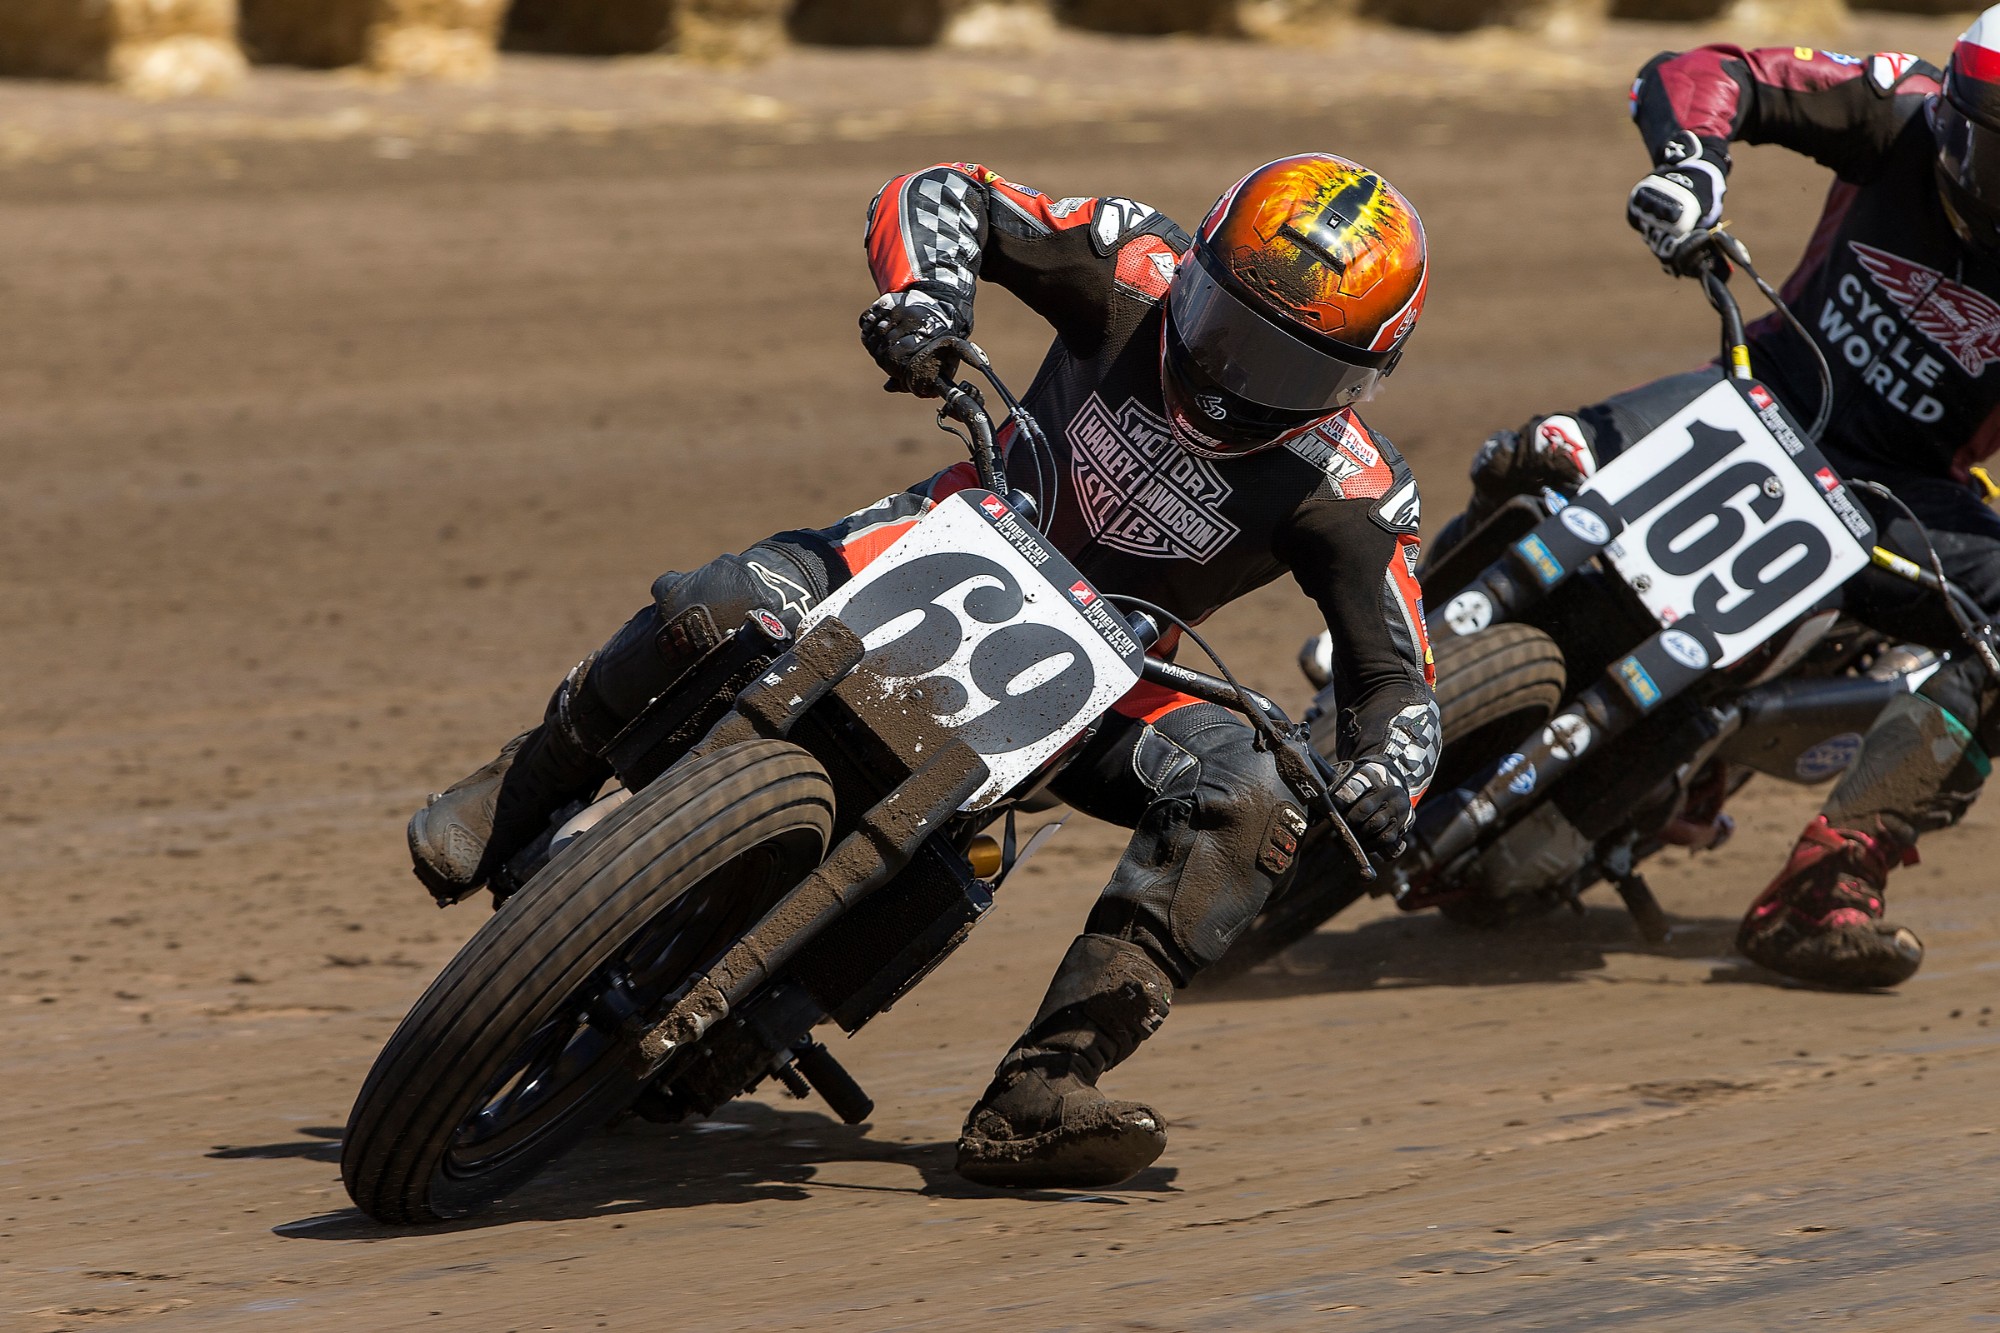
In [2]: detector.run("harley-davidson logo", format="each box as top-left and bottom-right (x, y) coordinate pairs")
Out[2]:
(1068, 394), (1240, 563)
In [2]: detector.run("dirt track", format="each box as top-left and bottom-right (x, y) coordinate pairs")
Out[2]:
(4, 34), (1998, 1330)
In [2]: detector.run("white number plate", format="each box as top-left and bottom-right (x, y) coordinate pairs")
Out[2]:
(1582, 381), (1871, 667)
(802, 491), (1145, 810)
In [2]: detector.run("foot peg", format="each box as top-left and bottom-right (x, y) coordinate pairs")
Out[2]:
(791, 1040), (873, 1125)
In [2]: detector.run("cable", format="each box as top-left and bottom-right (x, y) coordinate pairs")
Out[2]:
(1099, 593), (1287, 747)
(1102, 592), (1378, 877)
(1712, 231), (1835, 443)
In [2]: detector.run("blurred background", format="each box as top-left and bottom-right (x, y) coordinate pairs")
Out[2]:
(3, 2), (1994, 1329)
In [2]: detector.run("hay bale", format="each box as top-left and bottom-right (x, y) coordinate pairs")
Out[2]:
(241, 0), (506, 79)
(1363, 0), (1601, 30)
(504, 0), (674, 53)
(502, 0), (783, 60)
(1055, 0), (1244, 35)
(1605, 0), (1726, 18)
(789, 0), (956, 46)
(1849, 0), (1961, 12)
(944, 0), (1058, 49)
(0, 0), (245, 96)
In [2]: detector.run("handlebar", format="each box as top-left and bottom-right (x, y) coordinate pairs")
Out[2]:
(1665, 226), (1835, 444)
(927, 337), (1058, 514)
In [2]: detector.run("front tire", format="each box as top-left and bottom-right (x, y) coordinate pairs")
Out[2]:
(342, 739), (833, 1224)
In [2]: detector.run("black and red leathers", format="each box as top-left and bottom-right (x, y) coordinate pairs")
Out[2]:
(1631, 45), (1995, 477)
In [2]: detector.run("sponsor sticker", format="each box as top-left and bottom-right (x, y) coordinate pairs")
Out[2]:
(1661, 629), (1711, 670)
(1069, 580), (1097, 607)
(1749, 384), (1774, 409)
(1559, 505), (1612, 546)
(1616, 656), (1662, 709)
(1814, 467), (1840, 493)
(748, 608), (789, 640)
(1796, 732), (1864, 781)
(979, 494), (1009, 519)
(1541, 714), (1592, 762)
(1498, 752), (1537, 796)
(1515, 533), (1565, 587)
(1444, 589), (1495, 636)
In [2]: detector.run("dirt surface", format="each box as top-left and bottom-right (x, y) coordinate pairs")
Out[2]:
(4, 27), (1998, 1330)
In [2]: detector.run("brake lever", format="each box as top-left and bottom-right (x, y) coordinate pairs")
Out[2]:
(1267, 727), (1377, 881)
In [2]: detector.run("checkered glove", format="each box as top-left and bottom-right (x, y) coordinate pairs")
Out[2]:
(860, 289), (966, 399)
(1333, 759), (1412, 859)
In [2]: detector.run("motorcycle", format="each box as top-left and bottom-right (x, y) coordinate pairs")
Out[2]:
(341, 342), (1372, 1224)
(1210, 228), (2000, 978)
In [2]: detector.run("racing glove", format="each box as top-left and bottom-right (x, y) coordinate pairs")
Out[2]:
(860, 289), (966, 398)
(1626, 132), (1725, 268)
(1332, 759), (1413, 859)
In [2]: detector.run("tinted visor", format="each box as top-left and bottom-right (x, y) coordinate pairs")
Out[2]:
(1936, 94), (2000, 216)
(1167, 250), (1388, 413)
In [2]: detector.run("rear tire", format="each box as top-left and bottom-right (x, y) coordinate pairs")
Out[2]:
(341, 739), (833, 1224)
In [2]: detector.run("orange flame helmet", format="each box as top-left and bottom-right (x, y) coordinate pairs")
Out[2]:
(1163, 153), (1429, 457)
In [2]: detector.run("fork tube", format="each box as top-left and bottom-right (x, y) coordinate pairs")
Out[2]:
(1408, 622), (1719, 871)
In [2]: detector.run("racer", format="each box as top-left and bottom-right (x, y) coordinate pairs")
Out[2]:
(406, 155), (1441, 1188)
(1447, 20), (2000, 990)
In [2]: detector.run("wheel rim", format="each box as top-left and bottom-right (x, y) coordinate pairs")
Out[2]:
(434, 835), (808, 1202)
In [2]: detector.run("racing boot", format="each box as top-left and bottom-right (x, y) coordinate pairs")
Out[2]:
(1735, 815), (1924, 989)
(956, 934), (1172, 1189)
(407, 661), (614, 905)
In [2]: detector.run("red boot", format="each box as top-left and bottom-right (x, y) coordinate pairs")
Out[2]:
(1736, 816), (1924, 989)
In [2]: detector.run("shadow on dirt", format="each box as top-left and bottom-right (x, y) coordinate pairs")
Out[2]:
(1190, 904), (1770, 1003)
(208, 1124), (345, 1163)
(268, 1100), (1177, 1239)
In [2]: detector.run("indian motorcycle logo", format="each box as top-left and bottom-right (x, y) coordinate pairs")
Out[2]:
(1067, 394), (1240, 563)
(1820, 242), (2000, 424)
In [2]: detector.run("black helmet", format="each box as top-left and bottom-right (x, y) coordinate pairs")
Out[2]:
(1935, 11), (2000, 254)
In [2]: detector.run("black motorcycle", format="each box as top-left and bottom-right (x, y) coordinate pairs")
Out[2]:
(1212, 228), (2000, 977)
(340, 343), (1372, 1224)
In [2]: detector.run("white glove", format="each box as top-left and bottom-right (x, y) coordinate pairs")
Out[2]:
(1627, 132), (1725, 264)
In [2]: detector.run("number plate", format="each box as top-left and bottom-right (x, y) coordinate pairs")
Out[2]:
(1582, 381), (1872, 667)
(802, 491), (1145, 810)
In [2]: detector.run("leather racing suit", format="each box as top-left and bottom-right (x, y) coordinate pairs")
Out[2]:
(646, 163), (1441, 986)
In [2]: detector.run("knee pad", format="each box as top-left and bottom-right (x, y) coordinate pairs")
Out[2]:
(1826, 686), (1991, 835)
(1091, 723), (1299, 977)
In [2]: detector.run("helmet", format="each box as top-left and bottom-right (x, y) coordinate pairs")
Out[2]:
(1162, 153), (1428, 458)
(1935, 9), (2000, 254)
